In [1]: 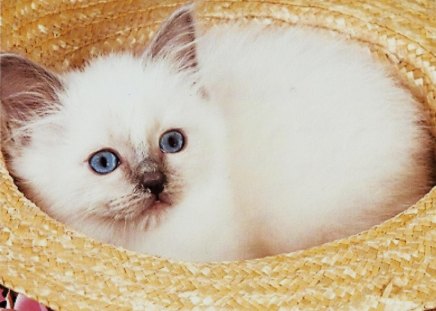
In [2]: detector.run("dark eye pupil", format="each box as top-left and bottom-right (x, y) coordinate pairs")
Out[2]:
(99, 156), (108, 167)
(168, 136), (177, 148)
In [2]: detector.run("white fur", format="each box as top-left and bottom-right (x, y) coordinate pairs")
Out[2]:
(198, 25), (431, 255)
(3, 21), (431, 261)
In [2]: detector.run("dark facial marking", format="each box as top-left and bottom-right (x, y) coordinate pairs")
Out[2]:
(130, 158), (167, 196)
(142, 171), (166, 195)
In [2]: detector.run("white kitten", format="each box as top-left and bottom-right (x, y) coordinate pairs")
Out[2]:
(1, 5), (432, 261)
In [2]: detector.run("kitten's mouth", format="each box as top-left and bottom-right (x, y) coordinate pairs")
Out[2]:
(146, 193), (171, 211)
(132, 192), (172, 228)
(103, 191), (174, 223)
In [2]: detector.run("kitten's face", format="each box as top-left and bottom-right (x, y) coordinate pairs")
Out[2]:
(25, 57), (223, 229)
(1, 7), (227, 235)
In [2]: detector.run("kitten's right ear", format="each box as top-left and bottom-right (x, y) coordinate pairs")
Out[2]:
(145, 5), (198, 71)
(0, 53), (63, 146)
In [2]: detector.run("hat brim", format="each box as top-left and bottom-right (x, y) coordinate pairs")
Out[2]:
(1, 0), (435, 309)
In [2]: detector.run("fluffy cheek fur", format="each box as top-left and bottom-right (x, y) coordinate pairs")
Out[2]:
(8, 125), (134, 225)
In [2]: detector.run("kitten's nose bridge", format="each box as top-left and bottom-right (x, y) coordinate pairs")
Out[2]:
(143, 171), (165, 186)
(139, 158), (160, 173)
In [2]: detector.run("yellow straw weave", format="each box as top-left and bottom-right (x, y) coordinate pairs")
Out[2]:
(1, 0), (435, 310)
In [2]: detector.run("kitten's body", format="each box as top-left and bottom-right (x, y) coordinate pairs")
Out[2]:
(1, 6), (432, 261)
(198, 26), (431, 255)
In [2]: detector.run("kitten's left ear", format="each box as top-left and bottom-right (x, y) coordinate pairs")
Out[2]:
(0, 53), (63, 122)
(146, 5), (198, 71)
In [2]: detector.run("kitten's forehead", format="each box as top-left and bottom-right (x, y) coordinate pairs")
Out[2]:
(64, 54), (174, 112)
(60, 54), (195, 146)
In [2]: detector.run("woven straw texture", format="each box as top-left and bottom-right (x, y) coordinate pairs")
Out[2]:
(1, 0), (435, 310)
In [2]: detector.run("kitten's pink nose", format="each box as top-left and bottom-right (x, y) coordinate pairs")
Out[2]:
(142, 171), (165, 196)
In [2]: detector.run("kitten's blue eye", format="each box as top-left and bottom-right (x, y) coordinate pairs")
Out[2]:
(160, 130), (185, 153)
(89, 150), (120, 174)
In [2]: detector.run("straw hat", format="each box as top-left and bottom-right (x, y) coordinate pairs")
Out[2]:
(1, 0), (435, 309)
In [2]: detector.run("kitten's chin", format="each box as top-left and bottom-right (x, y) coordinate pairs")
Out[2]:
(150, 200), (170, 210)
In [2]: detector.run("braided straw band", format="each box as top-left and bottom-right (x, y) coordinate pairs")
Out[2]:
(1, 0), (435, 310)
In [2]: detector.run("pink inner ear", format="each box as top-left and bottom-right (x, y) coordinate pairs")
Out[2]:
(14, 294), (48, 311)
